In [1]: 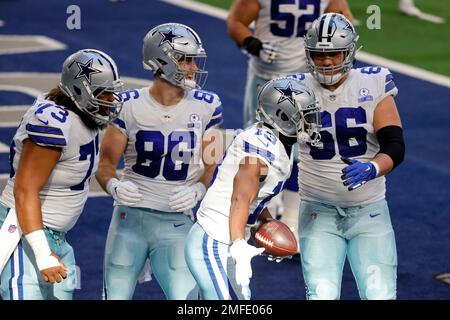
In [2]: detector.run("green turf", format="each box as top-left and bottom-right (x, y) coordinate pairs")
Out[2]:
(195, 0), (450, 77)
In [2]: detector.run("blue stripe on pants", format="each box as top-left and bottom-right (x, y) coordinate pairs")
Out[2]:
(9, 249), (14, 300)
(203, 233), (224, 300)
(212, 240), (238, 300)
(18, 241), (24, 300)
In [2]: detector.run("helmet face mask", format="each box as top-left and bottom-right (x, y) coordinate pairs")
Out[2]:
(256, 77), (321, 145)
(173, 54), (207, 90)
(143, 23), (208, 90)
(86, 85), (124, 125)
(305, 13), (359, 86)
(59, 49), (124, 126)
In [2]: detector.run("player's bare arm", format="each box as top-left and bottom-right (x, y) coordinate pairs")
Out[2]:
(227, 0), (260, 45)
(371, 95), (403, 176)
(229, 156), (267, 242)
(250, 207), (273, 239)
(14, 139), (67, 283)
(325, 0), (355, 23)
(96, 124), (142, 206)
(95, 123), (128, 191)
(200, 128), (222, 188)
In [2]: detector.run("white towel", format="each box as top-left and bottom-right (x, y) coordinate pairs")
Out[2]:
(137, 258), (152, 284)
(0, 208), (22, 274)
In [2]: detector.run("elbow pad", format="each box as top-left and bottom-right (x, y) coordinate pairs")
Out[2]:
(376, 125), (405, 169)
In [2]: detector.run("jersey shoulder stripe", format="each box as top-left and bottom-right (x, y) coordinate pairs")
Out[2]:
(243, 140), (275, 164)
(25, 99), (73, 147)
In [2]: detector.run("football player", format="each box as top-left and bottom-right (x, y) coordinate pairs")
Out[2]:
(184, 77), (321, 300)
(95, 23), (223, 300)
(0, 49), (124, 299)
(293, 13), (405, 299)
(227, 0), (355, 241)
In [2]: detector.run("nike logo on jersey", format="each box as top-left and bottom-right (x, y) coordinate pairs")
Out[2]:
(369, 213), (381, 218)
(257, 137), (270, 148)
(38, 118), (49, 125)
(173, 223), (185, 228)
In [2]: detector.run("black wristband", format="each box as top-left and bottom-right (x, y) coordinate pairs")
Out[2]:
(241, 36), (263, 57)
(376, 125), (405, 169)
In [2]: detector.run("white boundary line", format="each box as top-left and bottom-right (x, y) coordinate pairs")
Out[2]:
(0, 105), (29, 112)
(161, 0), (227, 19)
(0, 85), (42, 97)
(0, 105), (28, 128)
(0, 122), (20, 128)
(0, 35), (67, 55)
(0, 142), (9, 152)
(356, 51), (450, 88)
(161, 0), (450, 88)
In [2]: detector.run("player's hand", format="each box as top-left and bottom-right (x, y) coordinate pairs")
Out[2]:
(39, 253), (68, 284)
(250, 215), (274, 239)
(229, 239), (265, 287)
(168, 182), (206, 212)
(341, 157), (378, 191)
(106, 178), (142, 206)
(241, 36), (278, 64)
(259, 42), (278, 64)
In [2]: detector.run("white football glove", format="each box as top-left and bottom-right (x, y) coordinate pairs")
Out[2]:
(106, 178), (142, 206)
(267, 254), (293, 263)
(259, 42), (279, 64)
(229, 239), (265, 288)
(168, 182), (206, 212)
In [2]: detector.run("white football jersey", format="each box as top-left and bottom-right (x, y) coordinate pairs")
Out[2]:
(0, 96), (99, 232)
(292, 67), (398, 206)
(250, 0), (329, 78)
(112, 87), (223, 211)
(197, 124), (293, 244)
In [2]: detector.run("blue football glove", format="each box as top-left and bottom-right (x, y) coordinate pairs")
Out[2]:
(340, 157), (378, 191)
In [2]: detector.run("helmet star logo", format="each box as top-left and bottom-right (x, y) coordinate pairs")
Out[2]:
(159, 30), (182, 48)
(74, 59), (101, 84)
(274, 82), (302, 106)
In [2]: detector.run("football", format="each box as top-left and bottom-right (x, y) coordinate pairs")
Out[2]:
(254, 220), (298, 257)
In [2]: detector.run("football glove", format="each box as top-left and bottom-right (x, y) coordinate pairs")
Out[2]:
(168, 182), (206, 212)
(267, 254), (293, 263)
(241, 36), (278, 64)
(106, 178), (143, 206)
(229, 239), (265, 287)
(341, 157), (378, 191)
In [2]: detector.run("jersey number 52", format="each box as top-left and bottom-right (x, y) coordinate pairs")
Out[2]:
(270, 0), (320, 37)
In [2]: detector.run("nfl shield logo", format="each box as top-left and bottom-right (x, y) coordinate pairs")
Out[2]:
(189, 114), (200, 122)
(8, 224), (17, 233)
